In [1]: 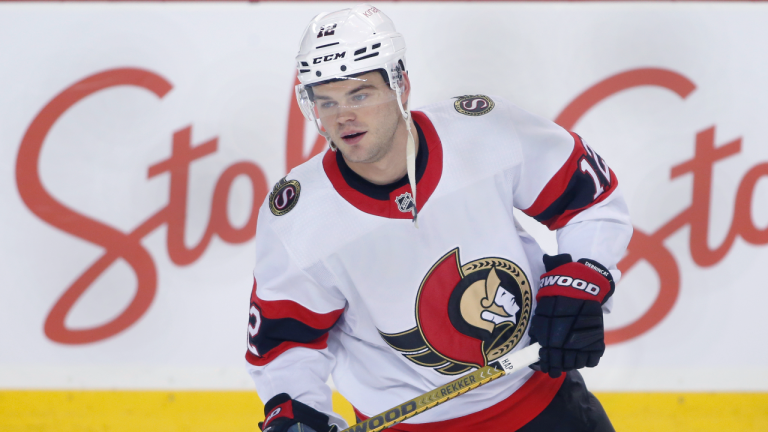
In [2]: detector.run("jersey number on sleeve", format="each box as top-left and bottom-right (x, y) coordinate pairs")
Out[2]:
(580, 141), (611, 200)
(247, 305), (262, 356)
(522, 132), (617, 230)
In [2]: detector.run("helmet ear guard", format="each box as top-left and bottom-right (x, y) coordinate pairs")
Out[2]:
(388, 60), (406, 92)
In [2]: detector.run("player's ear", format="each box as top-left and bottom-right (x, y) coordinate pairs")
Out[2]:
(401, 71), (411, 107)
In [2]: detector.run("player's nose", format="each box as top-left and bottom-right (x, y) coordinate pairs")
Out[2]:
(335, 106), (357, 123)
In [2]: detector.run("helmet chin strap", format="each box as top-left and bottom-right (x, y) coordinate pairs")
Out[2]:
(396, 86), (418, 228)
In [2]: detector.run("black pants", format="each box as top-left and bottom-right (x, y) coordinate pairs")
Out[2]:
(517, 370), (615, 432)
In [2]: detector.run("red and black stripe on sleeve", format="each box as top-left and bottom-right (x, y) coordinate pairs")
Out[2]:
(522, 132), (618, 230)
(245, 280), (344, 366)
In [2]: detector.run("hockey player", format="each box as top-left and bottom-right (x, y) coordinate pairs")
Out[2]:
(246, 4), (631, 432)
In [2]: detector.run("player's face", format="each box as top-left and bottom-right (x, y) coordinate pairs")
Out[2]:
(311, 71), (403, 164)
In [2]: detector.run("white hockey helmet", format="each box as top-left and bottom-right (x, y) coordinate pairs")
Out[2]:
(295, 5), (406, 88)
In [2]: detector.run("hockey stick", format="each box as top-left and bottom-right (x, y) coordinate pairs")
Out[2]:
(339, 342), (542, 432)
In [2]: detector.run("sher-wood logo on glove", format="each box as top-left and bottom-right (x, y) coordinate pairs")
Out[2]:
(538, 261), (613, 304)
(540, 274), (601, 296)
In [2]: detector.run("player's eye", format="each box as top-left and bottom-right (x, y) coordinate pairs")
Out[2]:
(320, 101), (337, 109)
(351, 94), (368, 103)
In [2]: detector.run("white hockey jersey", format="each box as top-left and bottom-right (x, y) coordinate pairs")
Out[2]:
(245, 95), (632, 430)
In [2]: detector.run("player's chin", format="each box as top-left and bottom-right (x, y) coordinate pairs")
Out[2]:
(338, 143), (376, 164)
(337, 135), (367, 153)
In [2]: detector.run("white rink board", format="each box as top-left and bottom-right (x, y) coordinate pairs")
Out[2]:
(1, 2), (768, 391)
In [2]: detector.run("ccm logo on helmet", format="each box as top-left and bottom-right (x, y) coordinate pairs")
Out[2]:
(540, 275), (601, 296)
(313, 52), (346, 64)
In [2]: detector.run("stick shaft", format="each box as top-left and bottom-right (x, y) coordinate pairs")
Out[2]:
(341, 343), (541, 432)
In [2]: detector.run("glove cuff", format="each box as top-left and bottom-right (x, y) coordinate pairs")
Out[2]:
(261, 393), (333, 432)
(538, 258), (614, 304)
(577, 258), (615, 302)
(262, 394), (295, 430)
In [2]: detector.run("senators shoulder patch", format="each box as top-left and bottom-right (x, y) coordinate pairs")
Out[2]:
(269, 177), (301, 216)
(454, 95), (495, 116)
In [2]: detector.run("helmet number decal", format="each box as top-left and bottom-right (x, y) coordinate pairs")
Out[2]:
(317, 23), (337, 38)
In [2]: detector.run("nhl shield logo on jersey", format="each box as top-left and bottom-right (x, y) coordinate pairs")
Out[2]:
(269, 177), (301, 216)
(379, 248), (532, 375)
(453, 95), (495, 116)
(395, 192), (415, 213)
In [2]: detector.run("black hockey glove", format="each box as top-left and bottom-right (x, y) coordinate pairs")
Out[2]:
(529, 254), (615, 379)
(259, 393), (339, 432)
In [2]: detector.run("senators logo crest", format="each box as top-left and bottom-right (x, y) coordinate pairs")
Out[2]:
(453, 95), (495, 116)
(380, 248), (532, 375)
(269, 177), (300, 216)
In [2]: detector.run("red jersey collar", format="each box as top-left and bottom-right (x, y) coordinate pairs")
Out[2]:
(322, 111), (444, 219)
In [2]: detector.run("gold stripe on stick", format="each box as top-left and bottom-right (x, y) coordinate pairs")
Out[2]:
(341, 365), (505, 432)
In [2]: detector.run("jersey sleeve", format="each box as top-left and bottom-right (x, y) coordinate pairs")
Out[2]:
(511, 114), (632, 298)
(245, 214), (348, 428)
(514, 129), (618, 231)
